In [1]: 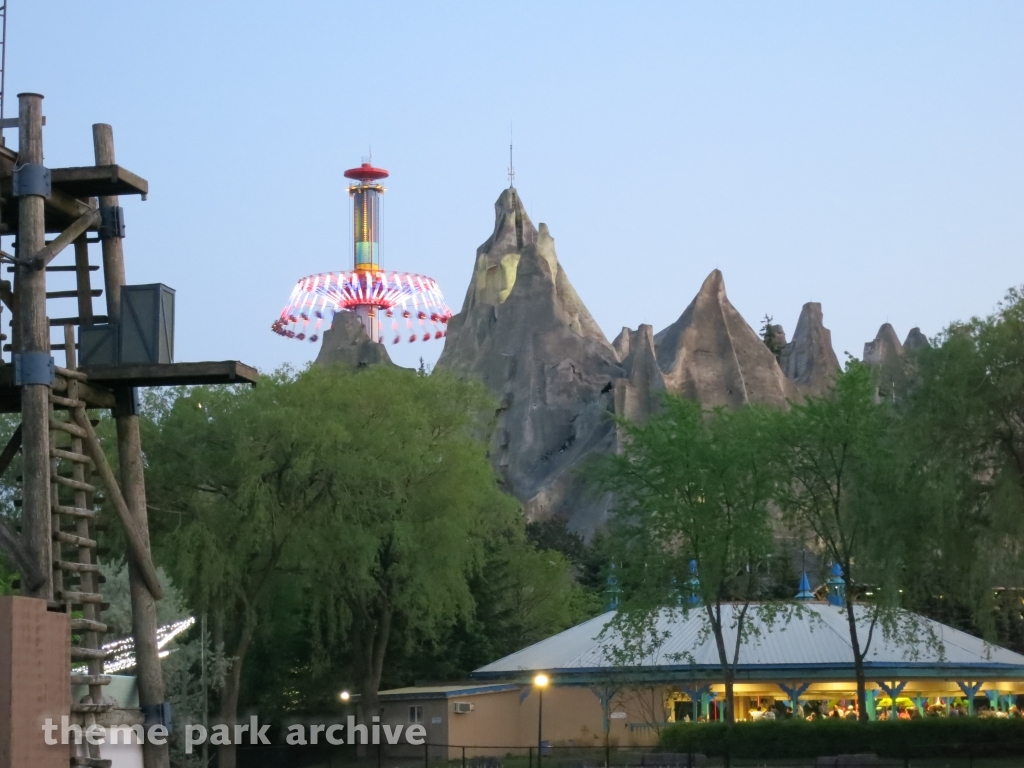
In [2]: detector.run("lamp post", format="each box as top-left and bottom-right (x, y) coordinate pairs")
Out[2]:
(340, 690), (351, 703)
(534, 673), (549, 768)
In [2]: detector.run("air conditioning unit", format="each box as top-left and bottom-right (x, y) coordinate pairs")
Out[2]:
(453, 702), (474, 714)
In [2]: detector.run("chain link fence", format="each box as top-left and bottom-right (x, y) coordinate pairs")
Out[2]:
(231, 741), (1024, 768)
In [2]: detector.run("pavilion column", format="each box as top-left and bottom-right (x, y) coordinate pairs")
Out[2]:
(778, 683), (810, 719)
(914, 696), (925, 716)
(985, 689), (998, 712)
(875, 681), (907, 719)
(957, 681), (984, 716)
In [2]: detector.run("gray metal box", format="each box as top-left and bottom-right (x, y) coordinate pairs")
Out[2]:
(119, 284), (175, 365)
(78, 323), (119, 367)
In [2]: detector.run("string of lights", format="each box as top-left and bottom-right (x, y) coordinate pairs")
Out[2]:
(72, 617), (196, 676)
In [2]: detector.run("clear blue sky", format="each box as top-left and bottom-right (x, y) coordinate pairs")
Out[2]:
(7, 2), (1022, 371)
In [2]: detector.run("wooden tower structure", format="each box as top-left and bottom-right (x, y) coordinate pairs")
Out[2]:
(0, 93), (256, 768)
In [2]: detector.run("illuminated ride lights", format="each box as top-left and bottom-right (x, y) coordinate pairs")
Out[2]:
(272, 162), (452, 345)
(271, 270), (451, 344)
(72, 617), (196, 676)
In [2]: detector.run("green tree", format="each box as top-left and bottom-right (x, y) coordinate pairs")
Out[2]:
(234, 515), (590, 723)
(99, 559), (191, 636)
(142, 371), (346, 768)
(905, 287), (1024, 498)
(0, 414), (32, 594)
(143, 364), (517, 765)
(595, 397), (780, 724)
(299, 364), (520, 721)
(526, 517), (608, 594)
(760, 315), (784, 360)
(460, 532), (598, 662)
(0, 554), (16, 596)
(388, 531), (597, 684)
(100, 560), (224, 768)
(897, 287), (1024, 643)
(771, 362), (927, 721)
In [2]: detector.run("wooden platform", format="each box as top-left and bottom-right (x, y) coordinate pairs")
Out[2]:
(50, 164), (148, 199)
(0, 361), (256, 413)
(0, 163), (148, 234)
(81, 360), (258, 388)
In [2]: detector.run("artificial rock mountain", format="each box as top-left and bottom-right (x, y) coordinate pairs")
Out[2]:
(862, 323), (931, 365)
(434, 189), (845, 534)
(314, 188), (923, 533)
(315, 311), (393, 369)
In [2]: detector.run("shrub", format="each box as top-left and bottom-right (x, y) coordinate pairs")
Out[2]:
(659, 718), (1024, 758)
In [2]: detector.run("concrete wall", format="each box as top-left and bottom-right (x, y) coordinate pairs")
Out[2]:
(0, 596), (71, 768)
(381, 685), (671, 760)
(380, 696), (449, 760)
(448, 689), (521, 757)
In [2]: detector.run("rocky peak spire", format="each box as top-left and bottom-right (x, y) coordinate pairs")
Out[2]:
(653, 270), (797, 408)
(779, 302), (841, 395)
(903, 327), (930, 353)
(436, 190), (622, 533)
(863, 323), (904, 366)
(457, 188), (538, 312)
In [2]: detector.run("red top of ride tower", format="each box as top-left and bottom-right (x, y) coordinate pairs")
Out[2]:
(344, 163), (390, 182)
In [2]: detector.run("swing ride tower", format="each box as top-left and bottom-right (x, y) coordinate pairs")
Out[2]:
(272, 161), (452, 347)
(346, 161), (389, 341)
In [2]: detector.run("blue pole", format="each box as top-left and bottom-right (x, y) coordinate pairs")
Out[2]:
(986, 690), (998, 713)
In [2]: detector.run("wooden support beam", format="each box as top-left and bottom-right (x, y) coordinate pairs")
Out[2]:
(48, 315), (107, 327)
(53, 531), (97, 548)
(77, 383), (116, 410)
(82, 360), (259, 388)
(44, 187), (94, 220)
(0, 519), (45, 593)
(20, 265), (99, 273)
(74, 235), (96, 331)
(17, 92), (54, 602)
(52, 504), (97, 520)
(58, 561), (102, 574)
(47, 376), (116, 410)
(31, 208), (101, 269)
(45, 289), (102, 300)
(94, 124), (169, 768)
(70, 406), (163, 601)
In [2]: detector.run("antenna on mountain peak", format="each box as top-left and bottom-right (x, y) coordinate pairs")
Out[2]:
(507, 122), (515, 188)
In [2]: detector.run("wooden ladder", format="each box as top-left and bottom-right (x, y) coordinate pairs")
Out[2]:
(49, 325), (112, 768)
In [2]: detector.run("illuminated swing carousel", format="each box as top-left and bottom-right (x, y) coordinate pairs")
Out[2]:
(272, 162), (452, 345)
